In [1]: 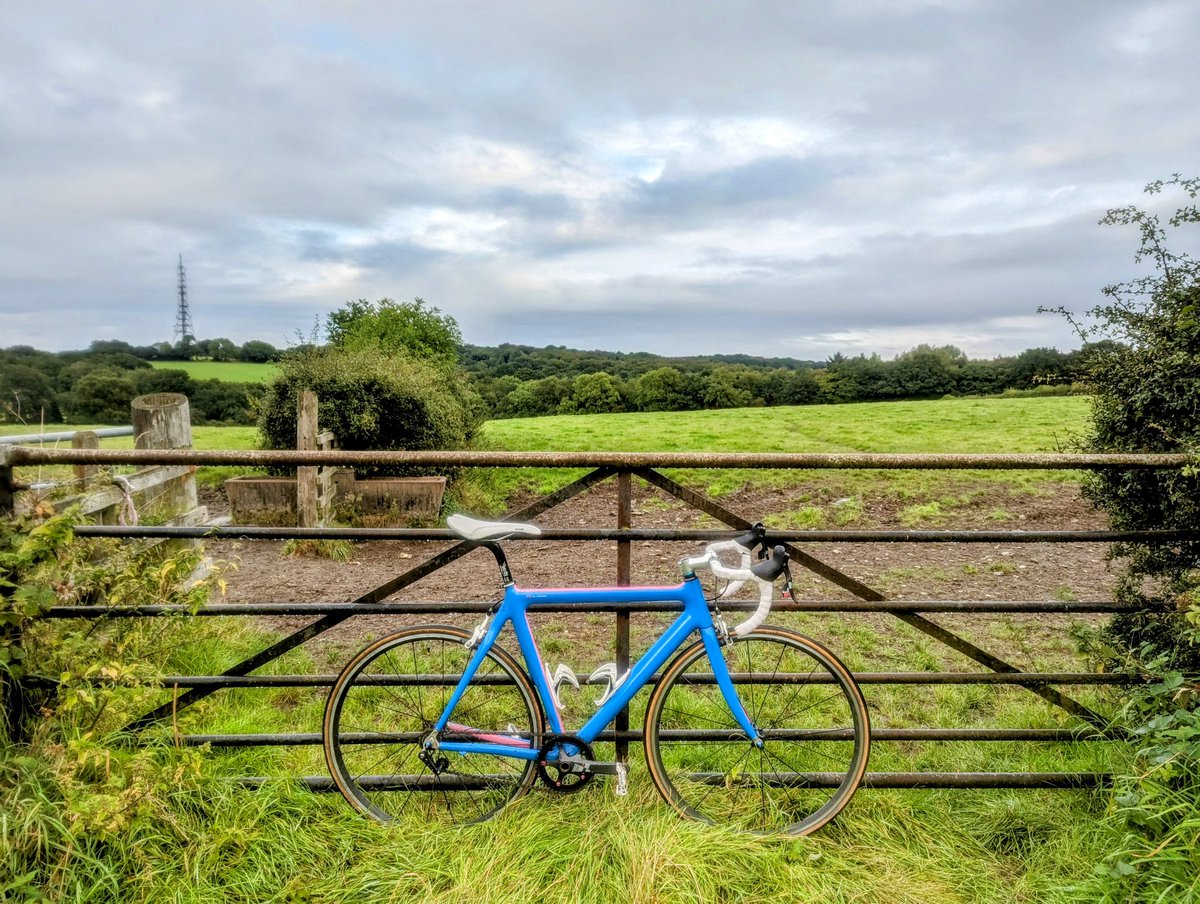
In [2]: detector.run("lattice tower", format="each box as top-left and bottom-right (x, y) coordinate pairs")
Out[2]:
(174, 253), (194, 344)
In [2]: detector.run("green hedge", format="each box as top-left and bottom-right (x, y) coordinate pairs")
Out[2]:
(257, 347), (483, 478)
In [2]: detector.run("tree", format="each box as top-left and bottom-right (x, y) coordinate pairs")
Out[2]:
(133, 368), (195, 397)
(0, 364), (60, 423)
(633, 367), (697, 412)
(499, 376), (572, 418)
(239, 340), (279, 363)
(58, 367), (137, 423)
(759, 368), (820, 406)
(1008, 347), (1069, 388)
(891, 345), (962, 398)
(1057, 175), (1200, 668)
(207, 337), (239, 361)
(563, 372), (623, 414)
(701, 369), (755, 409)
(325, 298), (461, 369)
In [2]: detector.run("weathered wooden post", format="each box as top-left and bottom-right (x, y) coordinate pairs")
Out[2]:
(131, 392), (200, 532)
(71, 430), (100, 491)
(297, 390), (319, 528)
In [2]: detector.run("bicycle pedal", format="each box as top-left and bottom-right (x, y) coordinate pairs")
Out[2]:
(614, 762), (628, 797)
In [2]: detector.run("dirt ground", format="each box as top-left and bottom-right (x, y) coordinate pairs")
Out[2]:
(202, 477), (1120, 678)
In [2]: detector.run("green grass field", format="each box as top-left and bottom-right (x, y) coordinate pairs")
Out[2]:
(474, 395), (1094, 506)
(3, 396), (1093, 502)
(148, 359), (278, 382)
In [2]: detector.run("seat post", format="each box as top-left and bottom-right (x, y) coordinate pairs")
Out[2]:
(482, 541), (514, 586)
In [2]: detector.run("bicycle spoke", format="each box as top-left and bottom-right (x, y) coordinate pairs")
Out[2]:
(690, 744), (755, 817)
(764, 688), (849, 732)
(661, 705), (738, 731)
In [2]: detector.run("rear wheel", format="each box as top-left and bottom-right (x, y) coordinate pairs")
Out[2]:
(323, 626), (543, 825)
(644, 626), (869, 835)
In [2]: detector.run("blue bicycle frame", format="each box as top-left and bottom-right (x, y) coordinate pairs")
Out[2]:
(431, 576), (762, 761)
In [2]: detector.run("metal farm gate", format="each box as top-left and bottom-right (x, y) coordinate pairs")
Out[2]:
(2, 446), (1196, 794)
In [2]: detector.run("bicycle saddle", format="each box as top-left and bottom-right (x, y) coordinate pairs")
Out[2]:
(446, 513), (542, 542)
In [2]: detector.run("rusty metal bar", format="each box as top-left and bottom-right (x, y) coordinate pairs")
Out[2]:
(44, 598), (1141, 618)
(123, 466), (618, 732)
(237, 771), (1109, 791)
(173, 726), (1123, 747)
(64, 524), (1200, 544)
(615, 470), (632, 763)
(70, 670), (1146, 688)
(5, 447), (1195, 470)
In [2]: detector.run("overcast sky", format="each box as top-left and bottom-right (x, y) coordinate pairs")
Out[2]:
(2, 1), (1197, 360)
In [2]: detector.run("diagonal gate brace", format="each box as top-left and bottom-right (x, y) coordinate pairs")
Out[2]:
(125, 466), (619, 732)
(633, 467), (1106, 728)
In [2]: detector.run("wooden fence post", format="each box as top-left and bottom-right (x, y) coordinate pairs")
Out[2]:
(131, 393), (201, 534)
(72, 430), (100, 491)
(297, 390), (319, 528)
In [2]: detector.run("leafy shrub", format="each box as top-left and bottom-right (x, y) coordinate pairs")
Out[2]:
(1057, 175), (1200, 900)
(1060, 175), (1200, 670)
(257, 346), (483, 478)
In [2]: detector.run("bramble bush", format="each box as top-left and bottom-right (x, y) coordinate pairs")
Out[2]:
(1059, 174), (1200, 670)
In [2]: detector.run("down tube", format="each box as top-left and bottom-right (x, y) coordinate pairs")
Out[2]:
(566, 582), (760, 744)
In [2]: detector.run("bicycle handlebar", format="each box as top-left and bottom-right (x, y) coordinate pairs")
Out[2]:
(683, 535), (790, 638)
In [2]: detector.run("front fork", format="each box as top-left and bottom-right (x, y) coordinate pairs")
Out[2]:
(700, 622), (764, 748)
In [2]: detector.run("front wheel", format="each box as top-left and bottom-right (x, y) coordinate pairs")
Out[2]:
(323, 625), (544, 825)
(644, 626), (870, 835)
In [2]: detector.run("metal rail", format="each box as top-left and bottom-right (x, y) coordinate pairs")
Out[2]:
(65, 524), (1197, 544)
(42, 599), (1139, 618)
(2, 446), (1195, 469)
(0, 426), (134, 446)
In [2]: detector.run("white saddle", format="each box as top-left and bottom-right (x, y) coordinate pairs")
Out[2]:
(446, 513), (542, 542)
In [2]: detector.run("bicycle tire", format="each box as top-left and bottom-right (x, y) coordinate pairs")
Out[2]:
(323, 625), (544, 825)
(644, 625), (869, 835)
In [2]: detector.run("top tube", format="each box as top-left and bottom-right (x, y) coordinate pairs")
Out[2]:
(513, 582), (700, 605)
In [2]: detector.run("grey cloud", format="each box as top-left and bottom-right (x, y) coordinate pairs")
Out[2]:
(621, 155), (856, 223)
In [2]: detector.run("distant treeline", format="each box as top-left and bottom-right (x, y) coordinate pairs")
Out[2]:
(0, 337), (1107, 427)
(463, 342), (1103, 418)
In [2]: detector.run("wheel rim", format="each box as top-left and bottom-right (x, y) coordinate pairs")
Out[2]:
(324, 628), (542, 825)
(645, 628), (869, 835)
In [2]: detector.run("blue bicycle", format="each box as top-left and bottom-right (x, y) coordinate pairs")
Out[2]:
(323, 515), (870, 834)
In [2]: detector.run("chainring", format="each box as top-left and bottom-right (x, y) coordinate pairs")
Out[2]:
(536, 734), (596, 793)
